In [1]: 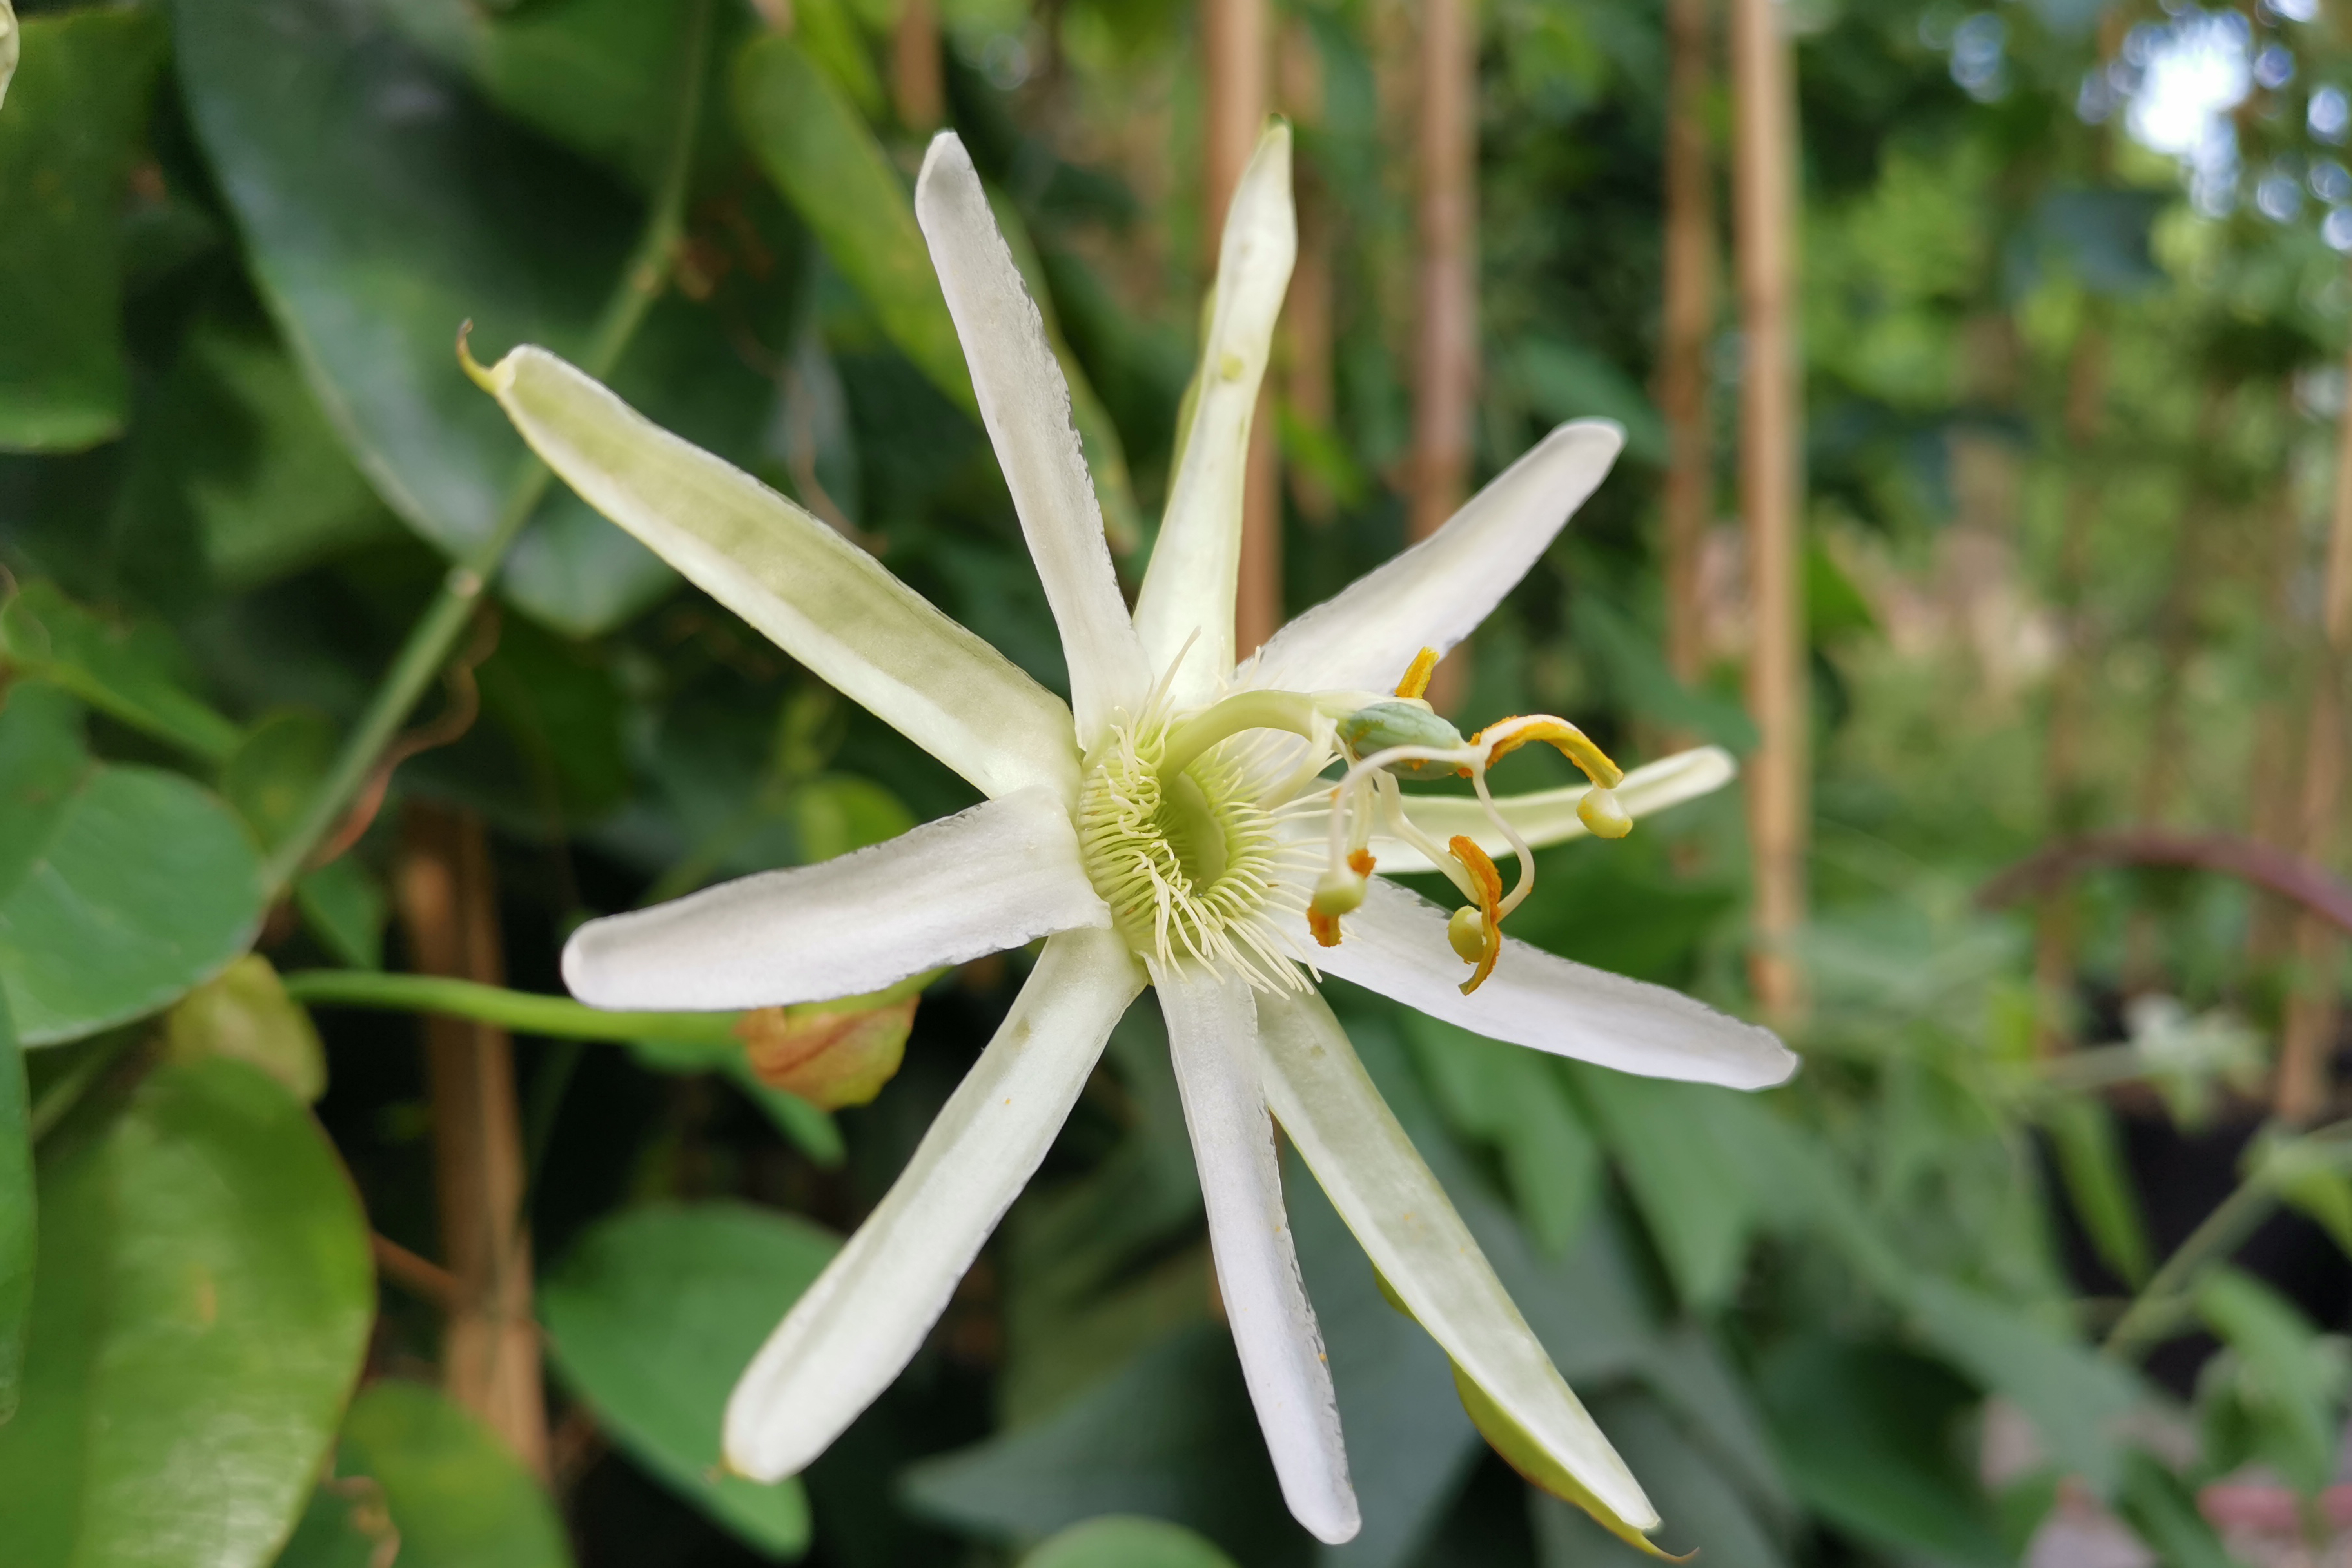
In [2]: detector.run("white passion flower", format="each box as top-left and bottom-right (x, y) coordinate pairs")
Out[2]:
(467, 124), (1796, 1550)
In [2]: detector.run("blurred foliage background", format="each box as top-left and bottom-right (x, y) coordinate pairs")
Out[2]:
(13, 0), (2352, 1565)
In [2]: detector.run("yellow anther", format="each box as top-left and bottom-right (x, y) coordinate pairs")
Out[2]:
(1471, 716), (1626, 791)
(1394, 647), (1441, 701)
(1447, 835), (1504, 994)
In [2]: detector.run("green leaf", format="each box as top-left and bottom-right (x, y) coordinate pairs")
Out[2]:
(1514, 337), (1668, 465)
(222, 708), (341, 848)
(1400, 1013), (1602, 1257)
(790, 774), (918, 864)
(0, 683), (265, 1047)
(0, 6), (165, 451)
(1570, 1068), (1760, 1311)
(0, 580), (241, 762)
(114, 314), (401, 593)
(177, 0), (760, 635)
(295, 859), (390, 972)
(1756, 1336), (2007, 1567)
(387, 0), (717, 187)
(0, 987), (26, 1425)
(2113, 1449), (2239, 1568)
(2043, 1096), (2152, 1286)
(273, 1480), (403, 1568)
(1020, 1517), (1240, 1568)
(734, 33), (975, 416)
(337, 1381), (574, 1568)
(163, 954), (328, 1103)
(0, 1058), (374, 1567)
(540, 1201), (837, 1558)
(2194, 1266), (2345, 1496)
(1907, 1278), (2138, 1497)
(901, 1324), (1295, 1559)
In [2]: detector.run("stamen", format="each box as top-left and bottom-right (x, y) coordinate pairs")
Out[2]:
(1394, 646), (1441, 701)
(1468, 715), (1633, 839)
(1446, 836), (1504, 994)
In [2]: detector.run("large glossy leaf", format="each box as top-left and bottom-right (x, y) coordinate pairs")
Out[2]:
(0, 1058), (374, 1568)
(336, 1381), (574, 1568)
(387, 0), (717, 187)
(114, 316), (401, 593)
(0, 987), (25, 1425)
(1022, 1517), (1240, 1568)
(0, 7), (164, 451)
(0, 684), (265, 1046)
(176, 0), (763, 634)
(540, 1202), (837, 1557)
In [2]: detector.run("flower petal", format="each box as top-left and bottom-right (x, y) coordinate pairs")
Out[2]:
(915, 134), (1150, 746)
(478, 345), (1079, 803)
(1244, 421), (1624, 696)
(563, 788), (1108, 1012)
(1362, 748), (1736, 873)
(724, 927), (1145, 1479)
(1313, 880), (1795, 1090)
(1130, 122), (1295, 705)
(1255, 986), (1660, 1534)
(1156, 961), (1359, 1544)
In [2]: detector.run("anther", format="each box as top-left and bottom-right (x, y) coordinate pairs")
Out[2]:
(1447, 836), (1505, 995)
(1577, 786), (1633, 840)
(1394, 647), (1440, 701)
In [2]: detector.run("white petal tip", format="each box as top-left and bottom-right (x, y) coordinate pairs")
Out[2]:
(917, 129), (972, 186)
(1297, 1498), (1362, 1545)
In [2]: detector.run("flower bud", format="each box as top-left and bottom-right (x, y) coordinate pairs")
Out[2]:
(738, 993), (919, 1109)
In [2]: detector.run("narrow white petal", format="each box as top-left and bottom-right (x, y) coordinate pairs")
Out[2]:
(1156, 962), (1359, 1544)
(916, 135), (1149, 745)
(724, 928), (1145, 1478)
(480, 345), (1078, 803)
(1359, 748), (1737, 873)
(1131, 123), (1296, 704)
(1244, 421), (1624, 696)
(1314, 880), (1795, 1090)
(1255, 987), (1660, 1533)
(564, 789), (1107, 1012)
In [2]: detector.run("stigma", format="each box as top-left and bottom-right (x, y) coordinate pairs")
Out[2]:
(1312, 648), (1635, 993)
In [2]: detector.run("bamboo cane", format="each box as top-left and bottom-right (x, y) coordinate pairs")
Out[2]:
(1410, 0), (1477, 713)
(1730, 0), (1806, 1018)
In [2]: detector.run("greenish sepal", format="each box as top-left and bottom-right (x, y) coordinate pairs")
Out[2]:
(1451, 1361), (1686, 1561)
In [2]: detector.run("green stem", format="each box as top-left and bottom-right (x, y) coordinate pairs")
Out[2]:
(282, 970), (740, 1047)
(2102, 1120), (2352, 1360)
(257, 0), (715, 898)
(1158, 690), (1327, 780)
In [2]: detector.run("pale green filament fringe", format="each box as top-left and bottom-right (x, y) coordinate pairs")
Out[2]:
(1077, 712), (1314, 993)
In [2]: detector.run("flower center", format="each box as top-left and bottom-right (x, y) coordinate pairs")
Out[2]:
(1075, 706), (1310, 991)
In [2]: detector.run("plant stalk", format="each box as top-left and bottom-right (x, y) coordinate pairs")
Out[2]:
(258, 0), (713, 897)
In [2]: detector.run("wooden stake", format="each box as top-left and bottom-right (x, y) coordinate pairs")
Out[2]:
(891, 0), (945, 134)
(1410, 0), (1477, 713)
(1660, 0), (1717, 701)
(2033, 321), (2107, 1054)
(398, 803), (548, 1479)
(1730, 0), (1805, 1018)
(1203, 0), (1281, 658)
(2278, 361), (2352, 1122)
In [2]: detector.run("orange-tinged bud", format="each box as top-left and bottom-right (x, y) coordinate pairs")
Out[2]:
(738, 995), (919, 1109)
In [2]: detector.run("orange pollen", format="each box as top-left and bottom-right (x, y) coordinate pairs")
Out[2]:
(1449, 835), (1505, 995)
(1348, 848), (1377, 877)
(1308, 906), (1344, 948)
(1467, 715), (1625, 789)
(1394, 647), (1440, 701)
